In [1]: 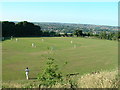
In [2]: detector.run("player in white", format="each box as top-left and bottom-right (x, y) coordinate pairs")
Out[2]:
(25, 67), (29, 80)
(11, 36), (13, 40)
(32, 43), (34, 47)
(16, 38), (18, 42)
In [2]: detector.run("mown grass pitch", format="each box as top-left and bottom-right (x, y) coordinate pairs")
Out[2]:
(2, 37), (118, 81)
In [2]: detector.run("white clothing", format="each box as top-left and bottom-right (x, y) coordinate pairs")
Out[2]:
(25, 69), (29, 80)
(25, 69), (29, 72)
(32, 43), (34, 47)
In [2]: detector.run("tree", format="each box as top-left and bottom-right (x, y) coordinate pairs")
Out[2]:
(43, 31), (50, 37)
(99, 31), (107, 39)
(15, 21), (42, 37)
(118, 31), (120, 40)
(38, 58), (63, 87)
(2, 21), (15, 37)
(112, 32), (118, 40)
(74, 30), (83, 37)
(2, 21), (43, 37)
(49, 31), (56, 37)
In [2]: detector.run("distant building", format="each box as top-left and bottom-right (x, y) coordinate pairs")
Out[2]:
(67, 33), (72, 35)
(59, 32), (65, 35)
(93, 31), (97, 35)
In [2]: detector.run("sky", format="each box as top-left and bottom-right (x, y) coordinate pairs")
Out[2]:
(0, 2), (118, 26)
(0, 0), (120, 2)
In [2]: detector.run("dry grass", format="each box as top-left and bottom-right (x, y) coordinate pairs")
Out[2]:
(2, 80), (40, 88)
(53, 70), (119, 88)
(77, 70), (118, 88)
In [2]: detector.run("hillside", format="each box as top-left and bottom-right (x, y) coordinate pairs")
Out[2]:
(33, 22), (118, 33)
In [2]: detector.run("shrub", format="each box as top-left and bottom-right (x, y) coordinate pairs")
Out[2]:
(37, 58), (63, 88)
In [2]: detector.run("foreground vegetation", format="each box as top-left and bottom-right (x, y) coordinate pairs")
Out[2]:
(2, 70), (118, 88)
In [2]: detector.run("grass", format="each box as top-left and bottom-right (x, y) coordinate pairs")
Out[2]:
(2, 37), (118, 81)
(2, 70), (118, 88)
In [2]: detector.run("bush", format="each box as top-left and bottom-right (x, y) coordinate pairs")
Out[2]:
(37, 58), (63, 88)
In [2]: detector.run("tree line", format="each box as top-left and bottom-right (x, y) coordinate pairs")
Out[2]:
(1, 21), (119, 41)
(74, 29), (120, 41)
(2, 21), (58, 37)
(2, 21), (42, 37)
(58, 29), (119, 41)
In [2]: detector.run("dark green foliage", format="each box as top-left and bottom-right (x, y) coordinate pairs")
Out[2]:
(42, 31), (50, 37)
(2, 21), (15, 37)
(74, 30), (83, 37)
(99, 31), (107, 39)
(2, 21), (43, 37)
(98, 31), (119, 40)
(15, 21), (42, 37)
(49, 31), (56, 37)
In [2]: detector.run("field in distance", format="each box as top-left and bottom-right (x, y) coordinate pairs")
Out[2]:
(2, 37), (118, 81)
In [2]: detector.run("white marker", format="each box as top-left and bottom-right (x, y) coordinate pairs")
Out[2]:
(16, 38), (18, 42)
(11, 36), (13, 40)
(71, 41), (73, 44)
(32, 43), (34, 47)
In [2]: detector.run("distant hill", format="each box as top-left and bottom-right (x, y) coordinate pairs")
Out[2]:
(33, 22), (118, 33)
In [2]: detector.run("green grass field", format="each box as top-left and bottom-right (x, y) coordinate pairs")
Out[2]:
(2, 37), (118, 81)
